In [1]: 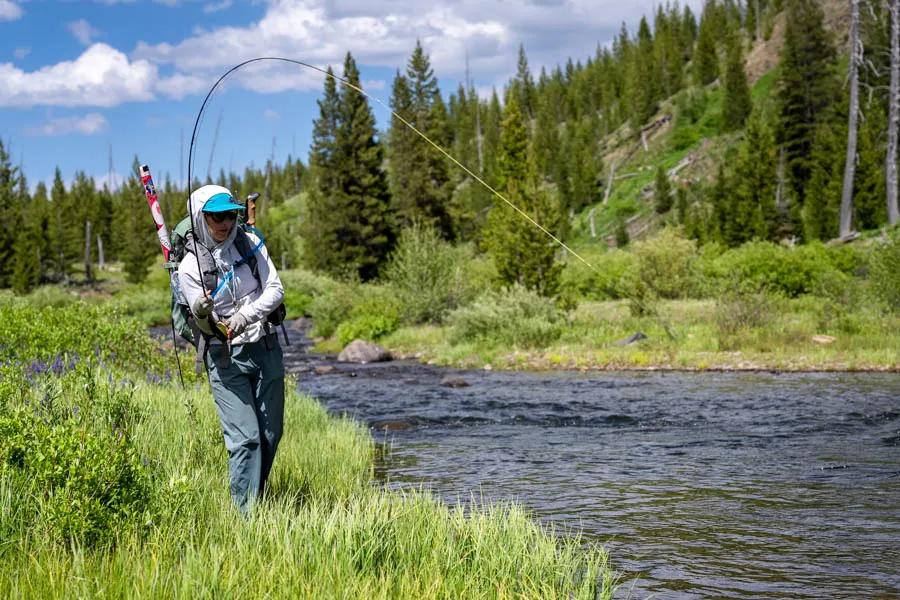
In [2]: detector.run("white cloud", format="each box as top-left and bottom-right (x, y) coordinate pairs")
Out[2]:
(13, 47), (29, 60)
(263, 108), (280, 121)
(68, 19), (102, 46)
(130, 0), (704, 94)
(26, 113), (109, 136)
(203, 0), (232, 14)
(0, 0), (23, 22)
(8, 0), (705, 109)
(0, 43), (158, 107)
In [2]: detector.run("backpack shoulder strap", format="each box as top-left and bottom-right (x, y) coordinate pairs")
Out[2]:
(233, 227), (262, 286)
(184, 232), (219, 292)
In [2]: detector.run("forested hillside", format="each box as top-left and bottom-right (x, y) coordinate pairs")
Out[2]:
(0, 0), (897, 297)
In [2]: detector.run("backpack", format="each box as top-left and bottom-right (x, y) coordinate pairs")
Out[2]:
(166, 216), (288, 367)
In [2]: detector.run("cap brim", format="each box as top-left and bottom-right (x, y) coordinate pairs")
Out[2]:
(202, 192), (244, 213)
(203, 202), (244, 212)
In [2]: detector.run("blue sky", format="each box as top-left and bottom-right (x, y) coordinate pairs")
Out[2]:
(1, 0), (702, 191)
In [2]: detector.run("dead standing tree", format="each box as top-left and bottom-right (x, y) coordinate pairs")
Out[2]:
(888, 0), (899, 226)
(840, 0), (862, 240)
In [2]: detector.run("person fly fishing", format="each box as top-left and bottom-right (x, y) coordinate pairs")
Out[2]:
(178, 184), (286, 514)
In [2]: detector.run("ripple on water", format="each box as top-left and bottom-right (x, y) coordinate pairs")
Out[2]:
(298, 362), (900, 599)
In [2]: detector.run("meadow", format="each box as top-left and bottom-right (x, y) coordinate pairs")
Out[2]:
(0, 298), (613, 599)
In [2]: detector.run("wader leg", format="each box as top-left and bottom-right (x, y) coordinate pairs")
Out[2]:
(252, 340), (285, 495)
(207, 343), (263, 514)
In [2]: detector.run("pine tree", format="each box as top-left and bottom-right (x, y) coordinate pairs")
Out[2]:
(628, 16), (660, 126)
(0, 140), (19, 288)
(483, 97), (561, 296)
(326, 53), (395, 280)
(803, 121), (842, 241)
(563, 116), (601, 214)
(12, 174), (40, 295)
(777, 0), (836, 199)
(388, 43), (452, 238)
(654, 165), (674, 213)
(69, 171), (97, 280)
(122, 158), (155, 284)
(302, 66), (342, 274)
(694, 1), (719, 85)
(722, 36), (752, 131)
(853, 106), (887, 230)
(730, 111), (779, 243)
(48, 168), (71, 282)
(514, 44), (536, 120)
(709, 164), (731, 243)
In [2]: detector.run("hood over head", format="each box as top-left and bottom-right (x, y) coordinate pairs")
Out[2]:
(188, 184), (240, 251)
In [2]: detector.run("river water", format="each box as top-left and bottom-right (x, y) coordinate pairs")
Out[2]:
(287, 336), (900, 599)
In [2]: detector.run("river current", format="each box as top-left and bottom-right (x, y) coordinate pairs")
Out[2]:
(288, 336), (899, 599)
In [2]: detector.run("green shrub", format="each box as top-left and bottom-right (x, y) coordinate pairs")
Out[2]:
(629, 228), (698, 299)
(714, 282), (780, 350)
(449, 285), (566, 348)
(0, 300), (164, 374)
(280, 268), (340, 320)
(870, 227), (900, 312)
(307, 281), (358, 338)
(385, 223), (473, 324)
(699, 241), (847, 298)
(336, 314), (398, 346)
(560, 249), (637, 301)
(333, 285), (401, 346)
(0, 376), (152, 547)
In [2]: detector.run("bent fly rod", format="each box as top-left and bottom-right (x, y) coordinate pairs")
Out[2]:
(185, 56), (597, 296)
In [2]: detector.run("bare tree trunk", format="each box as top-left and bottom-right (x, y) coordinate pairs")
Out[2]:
(776, 146), (787, 209)
(888, 0), (900, 226)
(588, 207), (597, 238)
(603, 162), (617, 205)
(756, 0), (762, 41)
(84, 220), (93, 282)
(840, 0), (861, 239)
(97, 235), (105, 271)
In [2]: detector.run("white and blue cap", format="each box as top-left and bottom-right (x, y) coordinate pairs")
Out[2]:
(188, 184), (244, 215)
(203, 191), (243, 213)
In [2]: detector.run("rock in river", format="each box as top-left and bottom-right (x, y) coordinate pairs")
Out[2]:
(338, 340), (392, 364)
(440, 376), (471, 388)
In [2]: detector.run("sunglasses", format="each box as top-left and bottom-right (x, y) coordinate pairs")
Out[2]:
(206, 211), (239, 224)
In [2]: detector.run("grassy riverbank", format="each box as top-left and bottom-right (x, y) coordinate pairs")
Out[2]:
(296, 228), (900, 372)
(376, 298), (900, 372)
(0, 300), (613, 598)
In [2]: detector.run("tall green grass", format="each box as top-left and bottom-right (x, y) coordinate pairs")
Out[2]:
(0, 303), (614, 599)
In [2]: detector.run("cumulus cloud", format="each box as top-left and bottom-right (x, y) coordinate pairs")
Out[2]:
(9, 0), (704, 107)
(0, 43), (158, 107)
(26, 113), (109, 136)
(68, 19), (102, 46)
(131, 0), (703, 92)
(0, 0), (23, 22)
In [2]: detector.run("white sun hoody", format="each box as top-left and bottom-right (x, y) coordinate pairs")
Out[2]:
(177, 185), (284, 346)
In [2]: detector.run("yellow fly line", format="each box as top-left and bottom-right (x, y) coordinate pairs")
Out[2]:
(187, 57), (597, 272)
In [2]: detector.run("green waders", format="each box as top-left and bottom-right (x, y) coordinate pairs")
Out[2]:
(206, 334), (285, 513)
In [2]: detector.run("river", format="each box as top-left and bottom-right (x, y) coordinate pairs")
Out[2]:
(286, 337), (900, 599)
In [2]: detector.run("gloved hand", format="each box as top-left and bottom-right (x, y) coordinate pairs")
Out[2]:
(191, 292), (214, 318)
(226, 312), (249, 339)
